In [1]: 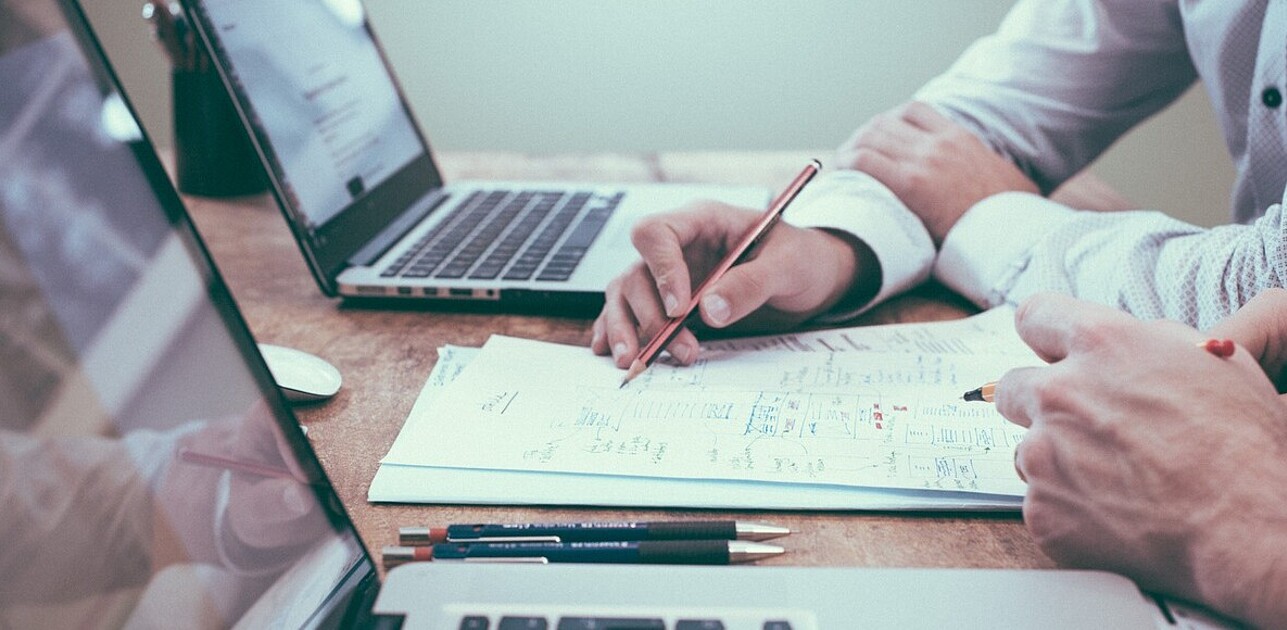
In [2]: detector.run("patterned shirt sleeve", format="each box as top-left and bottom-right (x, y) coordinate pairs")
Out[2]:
(936, 192), (1287, 329)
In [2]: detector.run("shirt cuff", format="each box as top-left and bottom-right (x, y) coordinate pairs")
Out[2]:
(935, 192), (1076, 307)
(785, 170), (935, 321)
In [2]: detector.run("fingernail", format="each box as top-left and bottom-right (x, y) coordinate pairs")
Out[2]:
(663, 293), (680, 316)
(612, 342), (628, 360)
(702, 294), (730, 326)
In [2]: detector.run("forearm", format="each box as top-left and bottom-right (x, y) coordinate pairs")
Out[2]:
(1192, 482), (1287, 627)
(915, 0), (1195, 192)
(938, 194), (1287, 329)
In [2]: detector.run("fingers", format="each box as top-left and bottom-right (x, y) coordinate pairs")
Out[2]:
(596, 263), (700, 368)
(698, 254), (786, 328)
(1012, 293), (1129, 363)
(1209, 288), (1287, 385)
(630, 207), (735, 318)
(993, 366), (1045, 428)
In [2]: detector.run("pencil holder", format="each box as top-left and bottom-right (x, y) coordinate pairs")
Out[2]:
(172, 68), (267, 197)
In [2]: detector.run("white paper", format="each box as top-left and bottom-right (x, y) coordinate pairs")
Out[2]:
(368, 463), (1022, 510)
(702, 307), (1031, 357)
(371, 345), (1021, 510)
(383, 311), (1041, 497)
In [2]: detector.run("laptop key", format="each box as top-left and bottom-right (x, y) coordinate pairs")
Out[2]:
(458, 616), (489, 629)
(559, 205), (617, 249)
(762, 622), (793, 630)
(555, 618), (664, 630)
(675, 621), (725, 630)
(498, 617), (548, 630)
(469, 263), (505, 280)
(502, 265), (538, 281)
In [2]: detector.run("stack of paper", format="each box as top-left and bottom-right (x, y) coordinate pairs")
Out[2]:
(369, 308), (1042, 511)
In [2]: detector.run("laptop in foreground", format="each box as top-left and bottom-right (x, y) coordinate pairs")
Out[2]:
(0, 3), (1180, 627)
(177, 0), (767, 311)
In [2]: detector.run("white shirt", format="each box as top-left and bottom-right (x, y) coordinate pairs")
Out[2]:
(786, 0), (1287, 329)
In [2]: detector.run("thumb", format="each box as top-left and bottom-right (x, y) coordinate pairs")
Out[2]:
(698, 258), (779, 328)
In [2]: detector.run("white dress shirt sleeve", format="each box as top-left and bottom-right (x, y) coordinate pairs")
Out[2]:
(784, 170), (935, 321)
(939, 194), (1287, 329)
(915, 0), (1197, 193)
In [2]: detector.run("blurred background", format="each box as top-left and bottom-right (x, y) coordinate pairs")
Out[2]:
(83, 0), (1234, 227)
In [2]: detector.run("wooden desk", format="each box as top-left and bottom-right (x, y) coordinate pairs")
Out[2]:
(184, 151), (1055, 573)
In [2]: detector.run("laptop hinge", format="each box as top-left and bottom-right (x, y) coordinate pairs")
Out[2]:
(348, 189), (450, 268)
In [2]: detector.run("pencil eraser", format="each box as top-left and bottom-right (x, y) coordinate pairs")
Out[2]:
(382, 545), (433, 567)
(399, 526), (448, 545)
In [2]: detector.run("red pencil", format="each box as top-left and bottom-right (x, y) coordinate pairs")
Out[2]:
(177, 446), (298, 480)
(620, 160), (822, 387)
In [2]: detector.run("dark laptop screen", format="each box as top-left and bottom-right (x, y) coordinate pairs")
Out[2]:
(184, 0), (446, 292)
(0, 1), (372, 627)
(193, 0), (422, 230)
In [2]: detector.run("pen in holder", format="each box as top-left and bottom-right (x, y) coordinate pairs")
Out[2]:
(146, 2), (266, 197)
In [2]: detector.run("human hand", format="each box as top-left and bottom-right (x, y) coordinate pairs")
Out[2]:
(155, 401), (329, 574)
(836, 101), (1038, 245)
(592, 201), (878, 368)
(995, 293), (1287, 627)
(1209, 288), (1287, 391)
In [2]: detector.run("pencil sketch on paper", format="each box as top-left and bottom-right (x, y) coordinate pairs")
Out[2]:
(408, 332), (1041, 497)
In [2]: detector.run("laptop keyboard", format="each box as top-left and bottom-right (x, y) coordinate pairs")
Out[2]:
(459, 616), (795, 629)
(379, 188), (623, 283)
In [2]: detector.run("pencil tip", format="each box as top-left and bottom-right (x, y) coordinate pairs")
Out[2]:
(619, 360), (646, 388)
(962, 387), (983, 402)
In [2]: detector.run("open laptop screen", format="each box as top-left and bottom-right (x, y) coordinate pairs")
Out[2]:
(185, 0), (446, 291)
(0, 1), (372, 626)
(193, 0), (422, 229)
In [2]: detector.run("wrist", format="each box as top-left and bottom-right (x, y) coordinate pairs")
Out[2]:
(1191, 494), (1287, 626)
(813, 228), (879, 317)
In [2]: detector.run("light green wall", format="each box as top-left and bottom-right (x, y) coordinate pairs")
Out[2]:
(84, 1), (1234, 227)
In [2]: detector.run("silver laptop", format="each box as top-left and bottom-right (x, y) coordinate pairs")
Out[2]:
(178, 0), (766, 311)
(0, 4), (1200, 627)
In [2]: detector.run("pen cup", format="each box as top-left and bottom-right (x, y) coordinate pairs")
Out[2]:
(172, 67), (267, 198)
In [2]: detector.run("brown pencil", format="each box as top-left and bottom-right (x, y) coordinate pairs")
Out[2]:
(620, 160), (823, 387)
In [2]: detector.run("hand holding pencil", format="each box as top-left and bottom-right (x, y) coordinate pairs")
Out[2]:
(593, 161), (880, 377)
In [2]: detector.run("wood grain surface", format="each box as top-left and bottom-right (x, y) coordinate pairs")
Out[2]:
(184, 152), (1055, 574)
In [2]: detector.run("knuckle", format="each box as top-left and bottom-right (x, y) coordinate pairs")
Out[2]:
(1016, 432), (1054, 480)
(1067, 318), (1119, 353)
(629, 219), (665, 248)
(902, 168), (928, 192)
(1029, 377), (1075, 413)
